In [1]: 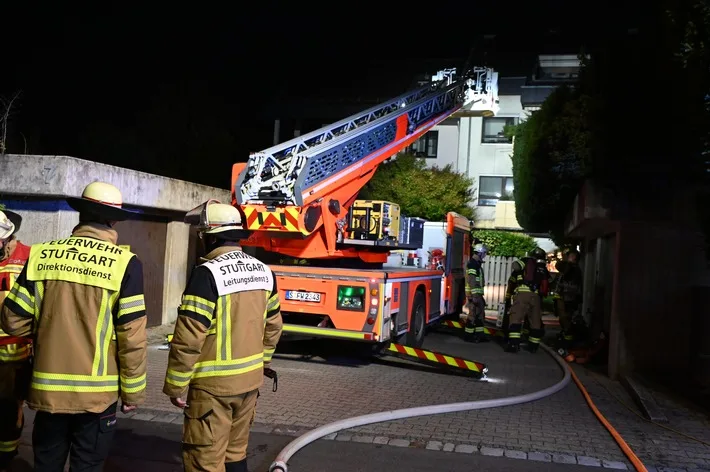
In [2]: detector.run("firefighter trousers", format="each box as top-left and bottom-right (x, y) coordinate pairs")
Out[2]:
(554, 299), (579, 345)
(464, 297), (485, 341)
(0, 361), (30, 467)
(33, 402), (118, 472)
(508, 291), (543, 351)
(182, 387), (258, 472)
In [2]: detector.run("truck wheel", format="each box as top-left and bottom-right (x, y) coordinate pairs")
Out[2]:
(405, 291), (426, 348)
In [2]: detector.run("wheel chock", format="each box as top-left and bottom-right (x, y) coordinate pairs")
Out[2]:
(442, 320), (464, 329)
(383, 343), (488, 378)
(484, 326), (505, 337)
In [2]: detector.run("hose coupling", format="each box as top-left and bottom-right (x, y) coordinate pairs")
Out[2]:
(269, 461), (287, 472)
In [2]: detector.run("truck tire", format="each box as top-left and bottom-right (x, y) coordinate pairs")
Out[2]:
(405, 291), (426, 348)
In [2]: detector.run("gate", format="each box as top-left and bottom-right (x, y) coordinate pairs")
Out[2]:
(483, 256), (514, 307)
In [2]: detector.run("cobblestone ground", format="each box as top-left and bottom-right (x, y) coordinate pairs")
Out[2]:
(573, 366), (710, 471)
(145, 327), (710, 471)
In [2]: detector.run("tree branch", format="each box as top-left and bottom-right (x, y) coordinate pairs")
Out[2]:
(0, 91), (22, 155)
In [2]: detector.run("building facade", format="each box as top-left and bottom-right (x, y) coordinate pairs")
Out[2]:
(413, 55), (582, 249)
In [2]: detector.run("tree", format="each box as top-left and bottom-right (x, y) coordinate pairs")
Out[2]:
(511, 3), (710, 244)
(472, 229), (537, 258)
(0, 92), (21, 155)
(510, 83), (596, 242)
(359, 153), (476, 221)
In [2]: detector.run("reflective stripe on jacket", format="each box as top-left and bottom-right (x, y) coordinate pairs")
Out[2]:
(0, 239), (31, 362)
(163, 245), (283, 399)
(465, 257), (485, 296)
(0, 223), (148, 414)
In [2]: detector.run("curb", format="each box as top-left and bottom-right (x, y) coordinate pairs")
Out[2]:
(119, 408), (641, 471)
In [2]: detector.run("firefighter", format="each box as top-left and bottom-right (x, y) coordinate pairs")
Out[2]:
(164, 200), (283, 472)
(553, 248), (583, 350)
(0, 182), (148, 471)
(0, 210), (31, 470)
(464, 243), (487, 343)
(502, 257), (524, 342)
(505, 247), (548, 353)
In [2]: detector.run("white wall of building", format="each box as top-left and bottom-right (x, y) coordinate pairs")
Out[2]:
(413, 90), (555, 250)
(423, 94), (522, 213)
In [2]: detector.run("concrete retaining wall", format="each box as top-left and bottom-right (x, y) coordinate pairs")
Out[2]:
(0, 154), (231, 326)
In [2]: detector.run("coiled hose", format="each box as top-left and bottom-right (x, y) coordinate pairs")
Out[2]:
(269, 343), (571, 472)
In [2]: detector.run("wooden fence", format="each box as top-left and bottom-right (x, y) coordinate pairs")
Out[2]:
(482, 256), (515, 308)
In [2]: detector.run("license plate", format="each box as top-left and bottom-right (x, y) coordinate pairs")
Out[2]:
(285, 290), (321, 302)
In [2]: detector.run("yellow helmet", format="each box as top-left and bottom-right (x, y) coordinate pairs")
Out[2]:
(66, 181), (134, 221)
(184, 200), (244, 234)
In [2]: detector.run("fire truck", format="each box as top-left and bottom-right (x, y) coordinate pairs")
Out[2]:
(229, 67), (500, 350)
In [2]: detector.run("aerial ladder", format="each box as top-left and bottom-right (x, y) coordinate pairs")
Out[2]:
(231, 67), (499, 265)
(221, 66), (500, 378)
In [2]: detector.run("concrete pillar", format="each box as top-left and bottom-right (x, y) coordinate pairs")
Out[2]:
(0, 200), (79, 245)
(161, 221), (191, 325)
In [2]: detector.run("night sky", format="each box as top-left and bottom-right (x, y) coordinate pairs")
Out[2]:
(0, 2), (641, 188)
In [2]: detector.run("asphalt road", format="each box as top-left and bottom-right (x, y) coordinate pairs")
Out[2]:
(13, 415), (598, 472)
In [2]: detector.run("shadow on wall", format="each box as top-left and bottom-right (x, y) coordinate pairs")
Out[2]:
(114, 219), (168, 328)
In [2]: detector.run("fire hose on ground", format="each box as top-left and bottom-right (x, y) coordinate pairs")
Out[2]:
(269, 343), (649, 472)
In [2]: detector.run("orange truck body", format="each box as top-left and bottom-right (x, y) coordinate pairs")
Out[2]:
(271, 212), (471, 344)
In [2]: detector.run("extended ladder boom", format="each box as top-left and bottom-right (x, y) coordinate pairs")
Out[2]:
(231, 66), (499, 261)
(235, 67), (499, 207)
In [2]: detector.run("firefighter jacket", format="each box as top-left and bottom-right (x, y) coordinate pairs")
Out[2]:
(553, 261), (583, 303)
(163, 245), (283, 399)
(504, 258), (529, 303)
(515, 261), (551, 297)
(0, 223), (148, 414)
(465, 257), (485, 297)
(0, 238), (31, 363)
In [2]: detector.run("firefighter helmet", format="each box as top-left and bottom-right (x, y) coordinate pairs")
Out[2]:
(184, 200), (244, 234)
(473, 243), (488, 259)
(529, 247), (546, 260)
(0, 210), (22, 240)
(66, 181), (134, 221)
(511, 257), (523, 272)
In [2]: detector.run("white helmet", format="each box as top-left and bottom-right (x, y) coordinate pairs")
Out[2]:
(0, 210), (21, 240)
(473, 243), (488, 259)
(184, 200), (244, 234)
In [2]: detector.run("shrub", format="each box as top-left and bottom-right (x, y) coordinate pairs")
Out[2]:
(472, 230), (538, 258)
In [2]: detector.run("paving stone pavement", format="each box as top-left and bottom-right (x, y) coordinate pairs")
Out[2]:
(143, 327), (710, 471)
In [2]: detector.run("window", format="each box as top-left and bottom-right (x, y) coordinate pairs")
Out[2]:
(481, 117), (517, 144)
(408, 131), (438, 158)
(478, 176), (514, 206)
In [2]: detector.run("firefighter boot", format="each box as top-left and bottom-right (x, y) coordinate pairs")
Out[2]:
(473, 323), (488, 343)
(555, 332), (568, 350)
(464, 323), (476, 342)
(527, 328), (542, 353)
(505, 338), (520, 353)
(226, 458), (247, 472)
(0, 452), (15, 472)
(521, 318), (530, 344)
